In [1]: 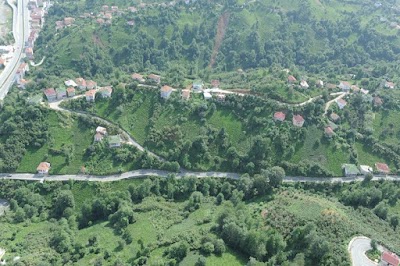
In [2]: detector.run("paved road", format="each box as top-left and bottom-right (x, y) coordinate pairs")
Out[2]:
(348, 236), (384, 266)
(324, 92), (348, 115)
(0, 0), (27, 100)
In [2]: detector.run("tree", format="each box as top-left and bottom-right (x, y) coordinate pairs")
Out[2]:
(363, 173), (373, 183)
(53, 190), (75, 218)
(390, 215), (399, 230)
(109, 204), (135, 232)
(373, 202), (388, 220)
(267, 166), (286, 188)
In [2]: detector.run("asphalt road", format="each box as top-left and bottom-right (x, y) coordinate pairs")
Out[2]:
(348, 236), (385, 266)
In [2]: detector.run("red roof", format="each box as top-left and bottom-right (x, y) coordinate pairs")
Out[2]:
(325, 126), (334, 136)
(293, 114), (304, 123)
(44, 88), (56, 96)
(337, 99), (347, 106)
(382, 251), (400, 266)
(374, 96), (383, 106)
(86, 89), (96, 97)
(37, 162), (50, 171)
(67, 87), (75, 93)
(161, 85), (173, 92)
(288, 75), (296, 82)
(274, 112), (286, 121)
(375, 163), (390, 174)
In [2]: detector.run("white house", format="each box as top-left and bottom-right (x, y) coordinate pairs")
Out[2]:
(300, 80), (309, 89)
(203, 91), (212, 100)
(359, 165), (373, 175)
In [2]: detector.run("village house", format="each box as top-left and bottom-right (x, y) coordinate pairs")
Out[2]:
(67, 87), (75, 97)
(0, 58), (5, 69)
(96, 18), (105, 24)
(25, 47), (34, 59)
(204, 91), (212, 100)
(94, 132), (104, 142)
(193, 80), (204, 91)
(148, 74), (161, 84)
(64, 79), (77, 87)
(108, 135), (122, 148)
(211, 79), (220, 88)
(360, 88), (369, 94)
(37, 162), (50, 174)
(381, 251), (400, 266)
(44, 88), (57, 102)
(85, 89), (96, 102)
(96, 126), (107, 135)
(181, 89), (190, 100)
(316, 80), (324, 88)
(131, 73), (145, 83)
(217, 94), (226, 102)
(161, 85), (173, 99)
(338, 81), (351, 92)
(17, 79), (29, 89)
(373, 96), (383, 107)
(86, 80), (97, 90)
(274, 112), (286, 122)
(15, 63), (29, 82)
(75, 78), (87, 90)
(55, 20), (64, 30)
(359, 165), (373, 175)
(99, 86), (113, 98)
(63, 17), (75, 26)
(351, 85), (360, 93)
(300, 80), (309, 89)
(342, 164), (360, 176)
(385, 81), (395, 89)
(56, 87), (67, 99)
(375, 162), (390, 174)
(324, 126), (334, 138)
(336, 98), (347, 109)
(292, 115), (305, 127)
(287, 75), (297, 84)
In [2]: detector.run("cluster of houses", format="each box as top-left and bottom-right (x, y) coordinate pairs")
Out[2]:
(94, 126), (122, 147)
(43, 78), (112, 102)
(26, 0), (49, 59)
(342, 162), (391, 176)
(273, 112), (305, 127)
(55, 17), (75, 30)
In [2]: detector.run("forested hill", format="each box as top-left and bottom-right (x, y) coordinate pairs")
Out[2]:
(35, 0), (400, 80)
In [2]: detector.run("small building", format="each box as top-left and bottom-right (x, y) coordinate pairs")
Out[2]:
(75, 78), (87, 90)
(216, 94), (226, 102)
(342, 164), (360, 176)
(336, 99), (347, 109)
(193, 80), (204, 91)
(287, 75), (297, 84)
(181, 89), (190, 100)
(56, 87), (67, 99)
(338, 81), (351, 92)
(300, 80), (309, 89)
(94, 132), (104, 142)
(37, 162), (51, 174)
(351, 85), (360, 93)
(324, 126), (334, 138)
(96, 126), (107, 135)
(64, 79), (77, 87)
(63, 17), (75, 26)
(99, 86), (112, 98)
(360, 88), (369, 95)
(375, 162), (390, 174)
(131, 73), (145, 83)
(148, 74), (161, 84)
(316, 80), (324, 88)
(86, 80), (97, 90)
(385, 81), (395, 89)
(85, 89), (96, 102)
(109, 135), (122, 148)
(274, 112), (286, 122)
(44, 88), (57, 102)
(211, 79), (220, 88)
(161, 85), (173, 99)
(25, 47), (34, 59)
(292, 115), (305, 127)
(17, 79), (29, 89)
(203, 91), (212, 100)
(381, 251), (400, 266)
(67, 87), (75, 97)
(359, 165), (373, 175)
(373, 96), (383, 107)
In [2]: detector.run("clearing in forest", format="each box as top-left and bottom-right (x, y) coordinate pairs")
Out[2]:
(209, 12), (230, 68)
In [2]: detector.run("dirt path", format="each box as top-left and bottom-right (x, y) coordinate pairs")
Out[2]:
(209, 12), (229, 68)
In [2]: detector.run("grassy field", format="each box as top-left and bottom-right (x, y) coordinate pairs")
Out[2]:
(355, 142), (394, 170)
(372, 110), (400, 146)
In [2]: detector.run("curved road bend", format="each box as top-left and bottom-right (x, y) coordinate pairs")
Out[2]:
(348, 236), (384, 266)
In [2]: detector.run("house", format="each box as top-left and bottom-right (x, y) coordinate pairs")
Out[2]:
(211, 79), (220, 88)
(342, 164), (360, 176)
(94, 132), (104, 142)
(131, 73), (145, 83)
(96, 18), (105, 24)
(359, 165), (373, 175)
(67, 87), (75, 97)
(217, 94), (226, 102)
(292, 115), (305, 127)
(338, 81), (351, 92)
(64, 79), (77, 87)
(274, 112), (286, 122)
(16, 63), (29, 82)
(75, 78), (87, 90)
(373, 96), (383, 107)
(287, 75), (297, 84)
(300, 80), (309, 89)
(160, 85), (173, 99)
(336, 99), (347, 109)
(55, 20), (64, 30)
(25, 47), (34, 59)
(0, 58), (4, 69)
(96, 126), (107, 135)
(99, 86), (112, 98)
(381, 251), (400, 266)
(316, 80), (324, 88)
(86, 80), (97, 90)
(44, 88), (57, 102)
(37, 162), (50, 174)
(203, 91), (212, 100)
(351, 85), (360, 93)
(193, 80), (204, 91)
(85, 89), (96, 102)
(17, 79), (29, 89)
(108, 135), (122, 148)
(324, 126), (334, 138)
(148, 74), (161, 84)
(375, 162), (390, 174)
(385, 81), (395, 89)
(181, 89), (190, 100)
(56, 87), (67, 99)
(63, 17), (75, 26)
(330, 113), (340, 122)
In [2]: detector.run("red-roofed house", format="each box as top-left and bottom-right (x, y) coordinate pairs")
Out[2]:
(86, 80), (97, 90)
(373, 96), (383, 107)
(131, 73), (145, 83)
(336, 99), (347, 109)
(25, 47), (34, 59)
(211, 79), (220, 88)
(94, 132), (104, 142)
(330, 113), (340, 122)
(63, 17), (75, 26)
(292, 115), (305, 127)
(99, 86), (113, 98)
(85, 89), (96, 102)
(217, 94), (226, 102)
(381, 251), (400, 266)
(375, 163), (390, 174)
(37, 162), (50, 174)
(385, 81), (395, 89)
(44, 88), (56, 102)
(274, 112), (286, 122)
(181, 89), (190, 100)
(288, 75), (297, 84)
(324, 126), (334, 138)
(67, 87), (75, 97)
(338, 81), (351, 92)
(161, 85), (173, 99)
(76, 78), (87, 90)
(148, 74), (161, 84)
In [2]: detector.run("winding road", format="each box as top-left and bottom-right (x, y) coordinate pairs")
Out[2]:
(348, 237), (384, 266)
